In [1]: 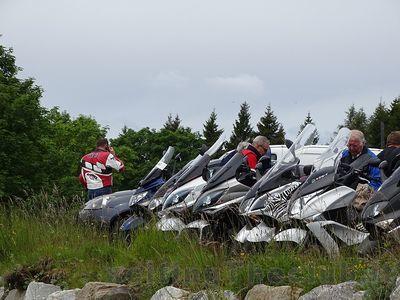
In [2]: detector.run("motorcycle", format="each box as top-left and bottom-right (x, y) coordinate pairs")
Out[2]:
(275, 138), (381, 256)
(121, 134), (226, 235)
(157, 148), (247, 236)
(360, 153), (400, 254)
(155, 133), (228, 232)
(235, 127), (350, 246)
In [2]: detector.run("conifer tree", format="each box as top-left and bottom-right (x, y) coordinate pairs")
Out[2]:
(256, 104), (285, 144)
(339, 104), (368, 132)
(163, 113), (181, 131)
(388, 97), (400, 133)
(366, 102), (388, 148)
(202, 109), (224, 147)
(227, 101), (254, 149)
(298, 112), (319, 143)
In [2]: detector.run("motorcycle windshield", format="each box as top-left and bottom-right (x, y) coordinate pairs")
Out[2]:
(289, 127), (350, 199)
(239, 124), (317, 211)
(162, 157), (226, 210)
(172, 133), (227, 188)
(259, 124), (317, 188)
(150, 157), (195, 200)
(140, 146), (175, 187)
(365, 164), (400, 206)
(312, 127), (350, 172)
(201, 152), (244, 193)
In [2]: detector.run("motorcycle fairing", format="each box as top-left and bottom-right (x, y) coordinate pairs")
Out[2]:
(235, 221), (276, 243)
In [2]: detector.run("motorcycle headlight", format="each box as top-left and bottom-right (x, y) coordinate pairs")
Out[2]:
(376, 218), (394, 230)
(163, 189), (192, 210)
(193, 190), (225, 212)
(84, 195), (111, 209)
(288, 190), (321, 219)
(288, 200), (301, 218)
(129, 191), (149, 206)
(149, 197), (164, 211)
(363, 201), (389, 219)
(239, 197), (255, 214)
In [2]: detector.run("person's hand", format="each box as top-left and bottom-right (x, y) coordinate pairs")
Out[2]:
(109, 146), (116, 155)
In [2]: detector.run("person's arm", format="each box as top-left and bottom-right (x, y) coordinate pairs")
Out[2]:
(106, 152), (125, 172)
(368, 165), (381, 191)
(79, 172), (87, 188)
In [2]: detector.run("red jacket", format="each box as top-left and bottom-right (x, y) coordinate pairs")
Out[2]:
(241, 145), (261, 169)
(79, 149), (124, 190)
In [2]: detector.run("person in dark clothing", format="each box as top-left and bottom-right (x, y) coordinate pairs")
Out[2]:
(377, 131), (400, 177)
(241, 136), (270, 170)
(340, 130), (381, 191)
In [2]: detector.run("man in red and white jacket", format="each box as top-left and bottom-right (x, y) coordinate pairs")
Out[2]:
(79, 138), (125, 200)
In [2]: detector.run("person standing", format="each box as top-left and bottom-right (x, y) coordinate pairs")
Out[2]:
(79, 138), (125, 200)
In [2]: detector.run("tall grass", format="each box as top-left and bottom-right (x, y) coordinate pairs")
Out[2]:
(1, 190), (400, 298)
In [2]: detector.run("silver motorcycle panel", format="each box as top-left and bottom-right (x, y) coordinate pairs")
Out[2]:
(235, 222), (275, 243)
(272, 228), (308, 244)
(156, 216), (186, 232)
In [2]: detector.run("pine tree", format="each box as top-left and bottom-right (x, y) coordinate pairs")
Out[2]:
(298, 112), (319, 143)
(202, 109), (224, 147)
(366, 102), (388, 148)
(227, 101), (254, 149)
(339, 104), (368, 132)
(388, 97), (400, 133)
(163, 113), (181, 131)
(256, 104), (285, 144)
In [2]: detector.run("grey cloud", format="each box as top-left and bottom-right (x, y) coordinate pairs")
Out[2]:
(205, 74), (265, 95)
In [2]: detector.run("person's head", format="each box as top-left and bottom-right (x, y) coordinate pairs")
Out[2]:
(252, 136), (270, 156)
(386, 131), (400, 147)
(237, 141), (250, 152)
(96, 138), (109, 150)
(347, 130), (365, 157)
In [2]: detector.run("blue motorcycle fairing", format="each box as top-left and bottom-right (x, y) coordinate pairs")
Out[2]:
(120, 215), (146, 232)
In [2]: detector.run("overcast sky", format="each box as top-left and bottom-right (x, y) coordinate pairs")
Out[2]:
(1, 0), (400, 143)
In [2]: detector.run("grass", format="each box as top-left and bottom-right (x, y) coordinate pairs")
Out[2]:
(1, 191), (400, 299)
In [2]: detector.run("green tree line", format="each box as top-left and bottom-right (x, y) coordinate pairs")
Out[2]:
(1, 44), (399, 200)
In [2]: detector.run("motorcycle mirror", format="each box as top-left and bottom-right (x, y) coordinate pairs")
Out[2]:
(202, 167), (211, 182)
(199, 144), (209, 155)
(285, 139), (293, 149)
(235, 159), (256, 187)
(256, 156), (271, 175)
(378, 160), (388, 169)
(368, 157), (381, 167)
(282, 169), (293, 179)
(302, 165), (313, 176)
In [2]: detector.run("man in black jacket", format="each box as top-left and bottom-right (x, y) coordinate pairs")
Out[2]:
(378, 131), (400, 177)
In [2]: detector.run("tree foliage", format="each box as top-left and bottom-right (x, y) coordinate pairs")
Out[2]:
(40, 108), (107, 196)
(163, 113), (181, 131)
(227, 101), (254, 149)
(202, 109), (224, 147)
(339, 104), (368, 132)
(0, 46), (46, 198)
(299, 112), (319, 143)
(111, 127), (203, 190)
(366, 102), (388, 148)
(256, 104), (285, 144)
(0, 45), (107, 200)
(387, 98), (400, 134)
